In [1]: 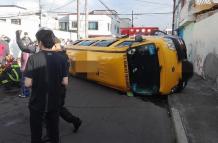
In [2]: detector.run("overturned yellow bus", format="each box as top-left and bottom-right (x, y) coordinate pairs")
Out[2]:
(66, 34), (193, 96)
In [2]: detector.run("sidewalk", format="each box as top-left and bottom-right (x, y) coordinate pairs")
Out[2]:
(168, 75), (218, 143)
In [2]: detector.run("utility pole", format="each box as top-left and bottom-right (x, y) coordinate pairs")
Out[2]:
(85, 0), (88, 38)
(172, 0), (176, 35)
(39, 0), (42, 27)
(131, 10), (134, 27)
(77, 0), (80, 40)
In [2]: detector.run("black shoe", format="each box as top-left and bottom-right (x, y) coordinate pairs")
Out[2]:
(42, 135), (51, 143)
(18, 94), (27, 98)
(73, 119), (82, 133)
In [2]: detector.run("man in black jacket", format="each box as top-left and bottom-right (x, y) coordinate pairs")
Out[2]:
(16, 30), (82, 139)
(25, 29), (68, 143)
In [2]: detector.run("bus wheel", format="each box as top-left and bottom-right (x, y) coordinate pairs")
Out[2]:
(176, 81), (187, 93)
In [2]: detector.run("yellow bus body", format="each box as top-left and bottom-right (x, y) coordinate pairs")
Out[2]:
(66, 36), (193, 96)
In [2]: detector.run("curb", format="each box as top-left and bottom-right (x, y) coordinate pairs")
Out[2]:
(170, 107), (189, 143)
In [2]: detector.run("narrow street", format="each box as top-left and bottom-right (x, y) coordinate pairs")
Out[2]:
(0, 76), (174, 143)
(0, 0), (218, 143)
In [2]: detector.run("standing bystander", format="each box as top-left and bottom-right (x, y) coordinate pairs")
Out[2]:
(24, 28), (68, 143)
(53, 38), (82, 132)
(16, 30), (82, 137)
(19, 32), (32, 97)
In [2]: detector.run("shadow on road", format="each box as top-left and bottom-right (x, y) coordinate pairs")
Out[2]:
(135, 94), (169, 109)
(0, 87), (20, 96)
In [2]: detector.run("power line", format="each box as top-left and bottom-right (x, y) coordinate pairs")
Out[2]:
(98, 0), (112, 12)
(118, 12), (172, 15)
(96, 0), (171, 16)
(50, 0), (76, 11)
(46, 11), (172, 15)
(97, 0), (115, 16)
(0, 11), (171, 19)
(134, 0), (171, 6)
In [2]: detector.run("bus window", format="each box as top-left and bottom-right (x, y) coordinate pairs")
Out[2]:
(72, 40), (82, 45)
(78, 40), (97, 46)
(116, 41), (134, 48)
(163, 38), (176, 51)
(93, 39), (117, 47)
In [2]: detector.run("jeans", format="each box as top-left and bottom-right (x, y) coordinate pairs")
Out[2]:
(21, 73), (30, 96)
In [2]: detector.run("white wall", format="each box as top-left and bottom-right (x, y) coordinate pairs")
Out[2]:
(174, 0), (218, 87)
(183, 12), (218, 85)
(41, 14), (59, 30)
(53, 30), (77, 41)
(69, 14), (120, 38)
(111, 15), (120, 36)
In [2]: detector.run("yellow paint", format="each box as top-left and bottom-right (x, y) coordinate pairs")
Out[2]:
(66, 36), (184, 95)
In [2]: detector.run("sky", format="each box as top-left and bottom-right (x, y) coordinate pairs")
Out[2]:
(0, 0), (173, 29)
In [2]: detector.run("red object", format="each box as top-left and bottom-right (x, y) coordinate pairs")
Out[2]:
(0, 44), (5, 56)
(120, 27), (159, 36)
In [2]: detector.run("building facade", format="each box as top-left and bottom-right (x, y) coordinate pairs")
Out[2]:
(58, 10), (131, 38)
(0, 5), (59, 38)
(120, 18), (132, 29)
(173, 0), (218, 87)
(0, 5), (73, 58)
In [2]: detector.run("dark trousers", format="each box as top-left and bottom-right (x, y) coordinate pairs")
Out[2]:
(60, 106), (79, 125)
(30, 109), (59, 143)
(21, 73), (30, 97)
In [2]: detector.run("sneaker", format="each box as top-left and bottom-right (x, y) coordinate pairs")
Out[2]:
(18, 94), (27, 98)
(73, 119), (82, 133)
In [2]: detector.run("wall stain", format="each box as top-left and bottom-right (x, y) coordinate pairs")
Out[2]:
(188, 42), (218, 87)
(188, 40), (205, 77)
(203, 53), (218, 81)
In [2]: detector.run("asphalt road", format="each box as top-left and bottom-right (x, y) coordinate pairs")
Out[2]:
(0, 76), (175, 143)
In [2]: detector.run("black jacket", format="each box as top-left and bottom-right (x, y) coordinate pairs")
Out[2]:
(25, 51), (68, 112)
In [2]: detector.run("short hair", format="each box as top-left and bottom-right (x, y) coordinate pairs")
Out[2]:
(55, 37), (61, 44)
(35, 29), (55, 49)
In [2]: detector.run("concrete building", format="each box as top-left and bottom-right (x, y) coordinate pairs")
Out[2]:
(0, 5), (75, 58)
(120, 18), (132, 28)
(58, 10), (130, 38)
(173, 0), (218, 87)
(0, 5), (60, 38)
